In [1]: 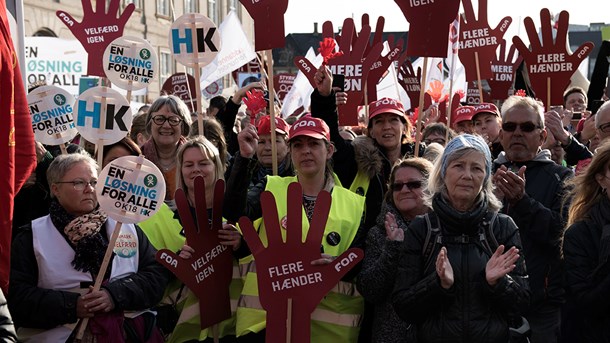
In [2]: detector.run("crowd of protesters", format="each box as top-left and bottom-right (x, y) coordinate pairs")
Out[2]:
(6, 52), (610, 343)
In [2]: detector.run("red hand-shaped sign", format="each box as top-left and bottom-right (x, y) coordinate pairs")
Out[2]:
(426, 80), (448, 104)
(56, 0), (134, 77)
(238, 183), (363, 343)
(156, 177), (233, 329)
(360, 15), (404, 103)
(488, 40), (523, 101)
(239, 0), (288, 51)
(394, 0), (460, 57)
(243, 88), (267, 124)
(397, 57), (422, 110)
(294, 18), (383, 126)
(458, 0), (512, 82)
(513, 9), (593, 106)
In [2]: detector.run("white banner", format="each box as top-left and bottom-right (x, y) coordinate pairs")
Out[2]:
(281, 47), (322, 117)
(199, 11), (256, 89)
(25, 37), (87, 96)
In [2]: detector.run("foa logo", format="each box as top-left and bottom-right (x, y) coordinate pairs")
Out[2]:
(292, 120), (318, 129)
(374, 98), (399, 108)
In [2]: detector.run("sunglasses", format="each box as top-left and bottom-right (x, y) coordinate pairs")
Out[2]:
(501, 122), (541, 133)
(391, 180), (424, 192)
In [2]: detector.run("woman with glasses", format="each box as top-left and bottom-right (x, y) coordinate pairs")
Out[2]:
(142, 95), (193, 208)
(8, 152), (167, 342)
(562, 140), (610, 342)
(393, 135), (530, 343)
(357, 157), (432, 342)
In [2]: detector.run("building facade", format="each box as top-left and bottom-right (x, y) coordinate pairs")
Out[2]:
(23, 0), (255, 103)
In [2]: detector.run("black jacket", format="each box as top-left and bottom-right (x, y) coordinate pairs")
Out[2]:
(8, 222), (168, 329)
(357, 201), (415, 343)
(0, 289), (16, 342)
(562, 198), (610, 343)
(393, 196), (530, 343)
(493, 150), (572, 309)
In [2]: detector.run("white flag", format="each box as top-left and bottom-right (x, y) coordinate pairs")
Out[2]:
(376, 42), (410, 107)
(199, 11), (256, 89)
(280, 47), (323, 117)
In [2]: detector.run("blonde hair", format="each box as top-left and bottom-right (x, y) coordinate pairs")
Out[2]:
(175, 137), (225, 197)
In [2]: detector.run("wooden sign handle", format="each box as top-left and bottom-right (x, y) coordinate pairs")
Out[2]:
(414, 57), (429, 158)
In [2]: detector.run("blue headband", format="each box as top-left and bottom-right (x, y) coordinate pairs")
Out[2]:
(441, 134), (492, 182)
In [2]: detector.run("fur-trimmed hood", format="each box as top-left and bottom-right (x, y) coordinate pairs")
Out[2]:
(351, 136), (383, 179)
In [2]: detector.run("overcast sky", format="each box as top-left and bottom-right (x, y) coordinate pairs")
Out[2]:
(283, 0), (610, 41)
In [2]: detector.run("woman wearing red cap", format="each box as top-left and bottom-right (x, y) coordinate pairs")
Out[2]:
(224, 116), (367, 342)
(311, 67), (425, 232)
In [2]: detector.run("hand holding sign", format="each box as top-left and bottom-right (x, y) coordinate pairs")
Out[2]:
(238, 183), (363, 343)
(56, 0), (134, 77)
(513, 9), (593, 106)
(239, 0), (288, 51)
(156, 177), (233, 329)
(458, 0), (512, 82)
(488, 40), (523, 101)
(294, 18), (384, 125)
(394, 0), (460, 57)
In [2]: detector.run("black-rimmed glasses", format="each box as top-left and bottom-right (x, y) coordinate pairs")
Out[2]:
(152, 115), (183, 126)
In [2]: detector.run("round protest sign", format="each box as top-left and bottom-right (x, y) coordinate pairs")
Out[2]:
(27, 85), (78, 146)
(97, 155), (166, 224)
(161, 72), (198, 112)
(202, 79), (223, 99)
(169, 13), (221, 67)
(74, 86), (133, 145)
(103, 36), (158, 91)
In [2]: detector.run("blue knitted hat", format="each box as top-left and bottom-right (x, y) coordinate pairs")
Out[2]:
(441, 134), (492, 182)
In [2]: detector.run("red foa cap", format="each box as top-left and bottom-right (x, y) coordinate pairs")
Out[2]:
(368, 98), (406, 125)
(452, 106), (476, 126)
(256, 115), (289, 135)
(472, 102), (500, 120)
(288, 116), (330, 142)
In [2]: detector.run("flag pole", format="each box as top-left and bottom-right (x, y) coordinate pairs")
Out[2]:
(414, 57), (429, 157)
(265, 50), (278, 175)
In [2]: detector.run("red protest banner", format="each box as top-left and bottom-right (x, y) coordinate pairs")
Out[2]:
(488, 40), (523, 101)
(238, 183), (363, 343)
(161, 73), (198, 113)
(156, 178), (233, 329)
(273, 73), (295, 103)
(465, 80), (492, 105)
(397, 58), (422, 110)
(457, 0), (512, 82)
(56, 0), (134, 77)
(238, 0), (288, 51)
(394, 0), (460, 57)
(513, 9), (593, 107)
